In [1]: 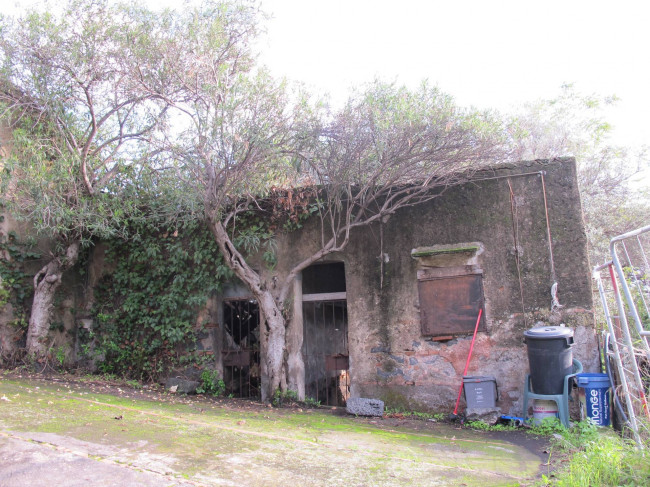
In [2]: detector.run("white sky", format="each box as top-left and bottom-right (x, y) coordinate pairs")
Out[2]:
(257, 0), (650, 153)
(5, 0), (650, 154)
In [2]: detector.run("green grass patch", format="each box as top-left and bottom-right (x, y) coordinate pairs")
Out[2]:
(384, 406), (444, 421)
(464, 420), (517, 432)
(540, 421), (650, 486)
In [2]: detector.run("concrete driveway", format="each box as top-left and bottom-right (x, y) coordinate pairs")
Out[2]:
(0, 375), (548, 486)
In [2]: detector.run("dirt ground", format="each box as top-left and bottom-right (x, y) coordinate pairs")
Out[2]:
(0, 372), (551, 486)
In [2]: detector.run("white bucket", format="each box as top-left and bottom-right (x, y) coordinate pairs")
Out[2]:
(532, 399), (559, 425)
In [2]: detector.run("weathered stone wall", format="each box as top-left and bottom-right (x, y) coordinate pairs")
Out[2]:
(271, 158), (596, 414)
(1, 124), (32, 359)
(2, 155), (596, 415)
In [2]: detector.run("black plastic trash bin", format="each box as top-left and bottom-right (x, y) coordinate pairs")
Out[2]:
(524, 326), (574, 395)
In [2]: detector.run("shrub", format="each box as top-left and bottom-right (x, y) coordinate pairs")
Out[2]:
(196, 370), (225, 396)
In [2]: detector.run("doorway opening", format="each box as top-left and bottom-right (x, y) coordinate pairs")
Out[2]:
(302, 262), (349, 406)
(222, 299), (260, 398)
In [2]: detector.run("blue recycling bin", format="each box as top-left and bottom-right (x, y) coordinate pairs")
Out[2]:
(577, 373), (611, 426)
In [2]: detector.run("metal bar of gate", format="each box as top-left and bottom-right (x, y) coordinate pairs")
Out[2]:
(610, 224), (650, 341)
(608, 264), (650, 421)
(593, 266), (642, 447)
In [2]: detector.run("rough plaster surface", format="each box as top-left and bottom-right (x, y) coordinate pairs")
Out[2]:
(1, 159), (597, 415)
(315, 159), (594, 414)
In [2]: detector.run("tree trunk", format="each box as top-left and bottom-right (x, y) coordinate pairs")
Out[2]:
(206, 218), (287, 402)
(26, 241), (80, 358)
(257, 289), (287, 402)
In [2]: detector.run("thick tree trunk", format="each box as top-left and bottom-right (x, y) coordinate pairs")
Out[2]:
(206, 218), (287, 402)
(26, 241), (80, 358)
(257, 289), (287, 401)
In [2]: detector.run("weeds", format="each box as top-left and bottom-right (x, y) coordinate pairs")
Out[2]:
(384, 407), (444, 421)
(272, 389), (321, 408)
(54, 347), (66, 368)
(125, 379), (142, 389)
(526, 417), (568, 436)
(465, 420), (517, 432)
(272, 389), (298, 406)
(303, 396), (321, 408)
(196, 370), (225, 397)
(539, 421), (650, 486)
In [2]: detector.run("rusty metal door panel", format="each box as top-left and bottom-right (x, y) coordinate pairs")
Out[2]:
(222, 350), (251, 368)
(419, 274), (485, 336)
(325, 354), (349, 371)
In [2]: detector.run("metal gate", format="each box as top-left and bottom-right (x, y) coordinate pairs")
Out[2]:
(222, 299), (260, 399)
(593, 224), (650, 447)
(302, 300), (350, 406)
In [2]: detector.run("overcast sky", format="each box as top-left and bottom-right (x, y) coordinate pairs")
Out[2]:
(6, 0), (649, 154)
(257, 0), (649, 152)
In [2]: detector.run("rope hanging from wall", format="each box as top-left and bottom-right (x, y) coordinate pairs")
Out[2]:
(503, 171), (561, 321)
(539, 172), (562, 313)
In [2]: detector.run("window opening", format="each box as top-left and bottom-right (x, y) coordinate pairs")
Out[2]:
(302, 261), (346, 294)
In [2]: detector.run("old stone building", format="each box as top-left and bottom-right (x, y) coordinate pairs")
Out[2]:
(211, 157), (596, 414)
(1, 157), (596, 414)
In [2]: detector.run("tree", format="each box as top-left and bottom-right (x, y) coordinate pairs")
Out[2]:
(167, 64), (509, 398)
(0, 0), (196, 357)
(508, 84), (650, 261)
(1, 0), (508, 397)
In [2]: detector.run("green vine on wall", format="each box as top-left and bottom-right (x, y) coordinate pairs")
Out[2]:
(90, 216), (234, 380)
(89, 205), (286, 380)
(85, 190), (321, 380)
(0, 226), (41, 331)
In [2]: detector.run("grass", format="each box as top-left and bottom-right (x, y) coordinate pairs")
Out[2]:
(0, 375), (545, 486)
(464, 420), (517, 432)
(383, 407), (445, 421)
(461, 414), (650, 486)
(539, 421), (650, 486)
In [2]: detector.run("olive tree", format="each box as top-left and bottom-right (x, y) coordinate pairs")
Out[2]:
(0, 0), (206, 357)
(168, 67), (509, 398)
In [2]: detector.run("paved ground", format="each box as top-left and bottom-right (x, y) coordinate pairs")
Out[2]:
(0, 374), (550, 486)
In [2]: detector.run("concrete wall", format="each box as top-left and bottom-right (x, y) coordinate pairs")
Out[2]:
(271, 158), (596, 414)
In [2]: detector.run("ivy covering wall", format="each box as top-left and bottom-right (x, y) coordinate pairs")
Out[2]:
(3, 196), (290, 375)
(88, 217), (232, 380)
(0, 226), (41, 354)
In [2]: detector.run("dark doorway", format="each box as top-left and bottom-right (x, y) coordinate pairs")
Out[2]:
(222, 299), (260, 398)
(302, 262), (350, 406)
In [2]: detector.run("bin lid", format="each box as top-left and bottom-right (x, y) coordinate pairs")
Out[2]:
(524, 325), (573, 340)
(463, 376), (496, 383)
(577, 373), (611, 388)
